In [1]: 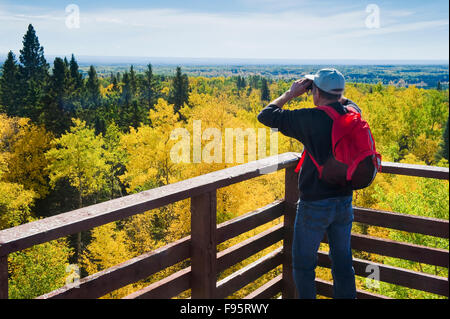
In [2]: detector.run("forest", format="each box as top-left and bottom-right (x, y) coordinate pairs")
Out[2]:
(0, 24), (448, 299)
(78, 63), (449, 90)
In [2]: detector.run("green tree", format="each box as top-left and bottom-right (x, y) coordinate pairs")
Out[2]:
(236, 75), (246, 91)
(103, 122), (127, 199)
(46, 118), (110, 262)
(119, 70), (132, 129)
(18, 24), (49, 122)
(261, 77), (270, 102)
(141, 63), (158, 111)
(118, 66), (145, 130)
(110, 72), (120, 92)
(19, 24), (48, 81)
(69, 54), (83, 92)
(0, 52), (20, 116)
(77, 65), (102, 131)
(41, 57), (73, 135)
(85, 65), (101, 107)
(129, 65), (137, 96)
(168, 66), (189, 115)
(8, 239), (72, 299)
(436, 117), (449, 161)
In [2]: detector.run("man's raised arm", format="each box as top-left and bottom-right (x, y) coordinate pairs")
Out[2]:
(257, 78), (312, 127)
(257, 78), (313, 140)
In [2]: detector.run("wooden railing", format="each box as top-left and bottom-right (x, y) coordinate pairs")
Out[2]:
(0, 152), (448, 299)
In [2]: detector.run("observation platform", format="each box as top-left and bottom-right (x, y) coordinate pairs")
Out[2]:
(0, 152), (448, 299)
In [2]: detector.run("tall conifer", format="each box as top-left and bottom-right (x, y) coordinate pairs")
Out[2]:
(18, 24), (49, 121)
(69, 54), (83, 92)
(0, 51), (20, 116)
(168, 66), (189, 114)
(86, 65), (100, 106)
(260, 77), (270, 102)
(19, 24), (48, 81)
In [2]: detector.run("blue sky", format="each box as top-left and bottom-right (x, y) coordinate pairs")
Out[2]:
(0, 0), (448, 61)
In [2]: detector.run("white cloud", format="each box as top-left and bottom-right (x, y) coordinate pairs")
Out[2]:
(0, 3), (448, 60)
(337, 19), (449, 38)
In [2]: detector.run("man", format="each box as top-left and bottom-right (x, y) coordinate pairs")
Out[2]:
(257, 68), (359, 299)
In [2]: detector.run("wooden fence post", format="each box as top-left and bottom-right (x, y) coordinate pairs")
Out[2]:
(191, 191), (217, 299)
(0, 255), (8, 299)
(283, 167), (299, 299)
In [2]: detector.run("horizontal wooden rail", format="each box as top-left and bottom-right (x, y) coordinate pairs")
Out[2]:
(217, 200), (284, 244)
(243, 275), (282, 299)
(243, 276), (390, 299)
(317, 251), (448, 297)
(122, 205), (285, 300)
(315, 278), (390, 299)
(354, 207), (449, 239)
(216, 248), (283, 299)
(37, 235), (191, 299)
(0, 153), (300, 256)
(123, 267), (191, 299)
(351, 233), (448, 268)
(217, 223), (283, 273)
(381, 161), (449, 180)
(3, 157), (446, 257)
(323, 233), (448, 268)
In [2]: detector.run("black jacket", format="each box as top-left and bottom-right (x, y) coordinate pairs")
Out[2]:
(257, 100), (361, 201)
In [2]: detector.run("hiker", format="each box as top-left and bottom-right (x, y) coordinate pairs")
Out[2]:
(257, 68), (365, 299)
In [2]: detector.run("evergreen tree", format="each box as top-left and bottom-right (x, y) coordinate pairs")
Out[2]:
(19, 24), (48, 81)
(436, 117), (449, 161)
(236, 75), (246, 91)
(142, 63), (158, 110)
(260, 77), (270, 102)
(69, 54), (83, 92)
(120, 71), (132, 105)
(51, 58), (69, 97)
(119, 66), (145, 130)
(129, 65), (137, 96)
(168, 66), (189, 114)
(75, 65), (103, 134)
(0, 51), (20, 116)
(248, 75), (260, 89)
(18, 24), (49, 122)
(66, 54), (83, 124)
(110, 72), (119, 92)
(41, 57), (73, 135)
(63, 57), (69, 68)
(85, 65), (101, 106)
(118, 71), (133, 130)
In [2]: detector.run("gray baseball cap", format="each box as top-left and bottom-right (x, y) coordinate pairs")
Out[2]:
(305, 68), (345, 95)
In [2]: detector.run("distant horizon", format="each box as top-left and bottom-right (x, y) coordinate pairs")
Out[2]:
(1, 53), (448, 66)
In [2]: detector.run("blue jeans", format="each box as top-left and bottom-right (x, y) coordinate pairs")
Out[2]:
(292, 195), (356, 299)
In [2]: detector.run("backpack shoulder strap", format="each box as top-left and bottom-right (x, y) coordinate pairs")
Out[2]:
(316, 105), (341, 121)
(294, 149), (323, 177)
(346, 106), (358, 114)
(294, 150), (307, 173)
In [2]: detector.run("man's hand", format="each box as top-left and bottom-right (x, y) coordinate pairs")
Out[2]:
(269, 78), (313, 108)
(338, 96), (349, 105)
(288, 78), (313, 99)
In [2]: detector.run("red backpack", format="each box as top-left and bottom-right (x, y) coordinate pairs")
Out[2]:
(294, 105), (382, 190)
